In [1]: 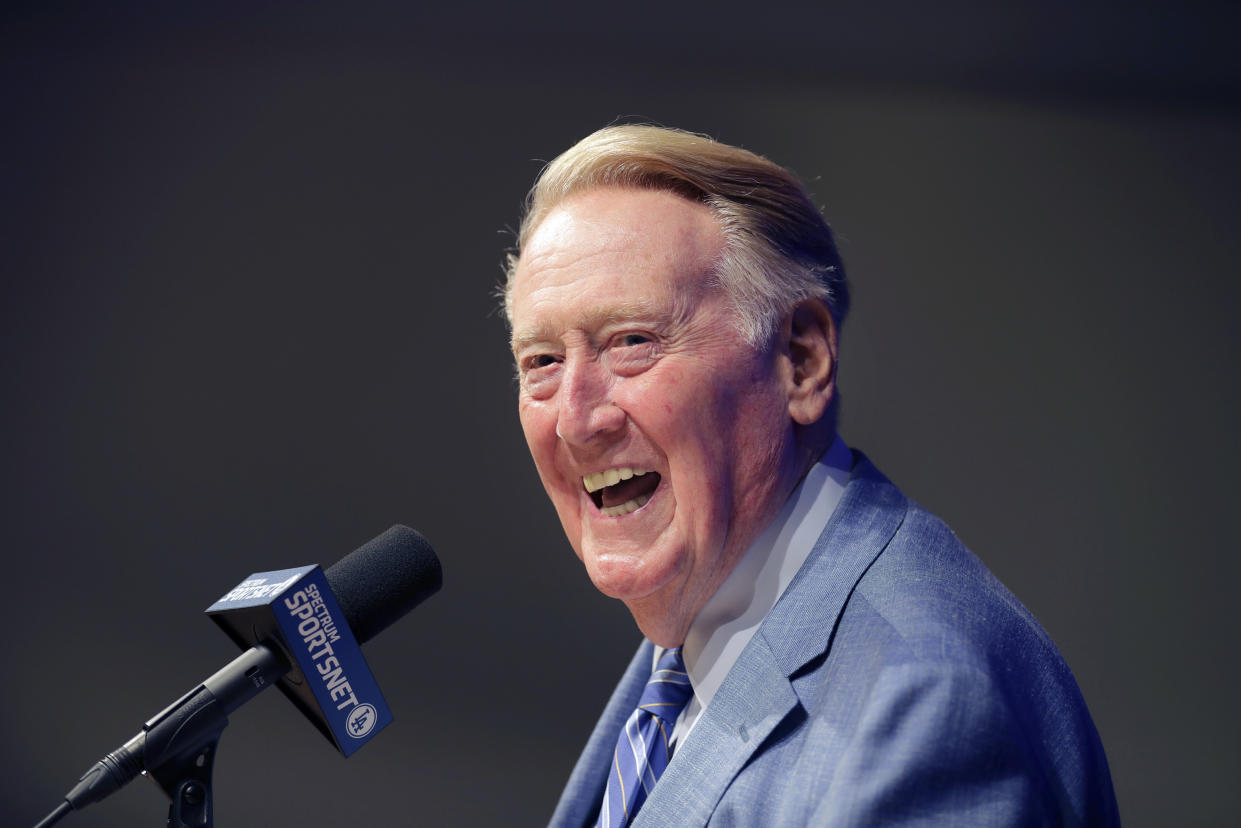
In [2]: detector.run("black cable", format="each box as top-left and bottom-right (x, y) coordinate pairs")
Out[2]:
(33, 801), (71, 828)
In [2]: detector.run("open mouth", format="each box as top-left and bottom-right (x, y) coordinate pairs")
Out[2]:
(583, 468), (662, 517)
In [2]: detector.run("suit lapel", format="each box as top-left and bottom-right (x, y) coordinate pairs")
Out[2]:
(761, 454), (907, 680)
(634, 632), (798, 826)
(633, 453), (908, 826)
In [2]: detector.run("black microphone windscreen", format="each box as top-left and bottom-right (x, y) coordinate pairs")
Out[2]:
(325, 524), (442, 644)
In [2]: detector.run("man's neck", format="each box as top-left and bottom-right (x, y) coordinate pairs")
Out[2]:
(666, 436), (853, 741)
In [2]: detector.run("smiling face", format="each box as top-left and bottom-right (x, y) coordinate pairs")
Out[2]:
(509, 187), (808, 645)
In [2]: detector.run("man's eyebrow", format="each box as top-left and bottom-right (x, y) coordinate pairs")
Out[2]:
(509, 297), (692, 353)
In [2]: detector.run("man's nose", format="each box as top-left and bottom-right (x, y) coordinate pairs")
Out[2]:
(556, 357), (625, 446)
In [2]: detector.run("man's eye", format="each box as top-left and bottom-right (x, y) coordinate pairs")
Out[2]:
(525, 354), (560, 371)
(617, 333), (652, 347)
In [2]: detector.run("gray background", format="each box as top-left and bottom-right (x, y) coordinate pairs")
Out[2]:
(4, 2), (1239, 825)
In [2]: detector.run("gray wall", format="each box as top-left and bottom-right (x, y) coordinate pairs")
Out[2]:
(4, 3), (1238, 825)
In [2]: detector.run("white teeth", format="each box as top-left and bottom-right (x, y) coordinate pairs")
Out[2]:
(600, 493), (652, 518)
(583, 467), (651, 494)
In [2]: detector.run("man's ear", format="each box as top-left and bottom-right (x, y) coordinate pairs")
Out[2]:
(782, 299), (838, 426)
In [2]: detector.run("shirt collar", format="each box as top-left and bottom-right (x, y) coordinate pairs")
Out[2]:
(656, 436), (853, 731)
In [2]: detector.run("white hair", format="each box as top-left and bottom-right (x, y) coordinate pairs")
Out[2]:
(504, 124), (850, 347)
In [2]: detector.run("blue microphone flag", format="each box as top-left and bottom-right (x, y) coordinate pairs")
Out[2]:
(206, 565), (392, 756)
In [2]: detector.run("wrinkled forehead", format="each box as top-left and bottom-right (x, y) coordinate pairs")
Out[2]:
(523, 189), (722, 271)
(509, 189), (726, 345)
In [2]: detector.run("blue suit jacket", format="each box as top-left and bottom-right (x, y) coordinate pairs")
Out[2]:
(550, 453), (1119, 826)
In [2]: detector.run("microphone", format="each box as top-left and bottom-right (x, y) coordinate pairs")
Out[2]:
(38, 525), (442, 828)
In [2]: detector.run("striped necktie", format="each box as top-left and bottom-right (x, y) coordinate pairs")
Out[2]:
(596, 647), (694, 827)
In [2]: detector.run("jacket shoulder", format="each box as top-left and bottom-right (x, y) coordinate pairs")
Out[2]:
(791, 476), (1118, 826)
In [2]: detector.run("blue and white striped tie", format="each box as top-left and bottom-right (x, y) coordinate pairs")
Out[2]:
(596, 647), (694, 827)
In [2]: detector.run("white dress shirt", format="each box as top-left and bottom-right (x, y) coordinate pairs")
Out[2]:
(657, 436), (853, 748)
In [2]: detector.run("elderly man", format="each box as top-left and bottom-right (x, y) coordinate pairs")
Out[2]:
(504, 125), (1118, 827)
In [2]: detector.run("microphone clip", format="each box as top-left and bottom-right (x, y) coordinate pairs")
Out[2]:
(141, 643), (287, 828)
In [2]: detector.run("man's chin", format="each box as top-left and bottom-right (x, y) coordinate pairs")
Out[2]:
(583, 545), (685, 603)
(586, 551), (698, 647)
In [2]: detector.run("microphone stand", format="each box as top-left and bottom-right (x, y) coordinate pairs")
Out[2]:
(41, 644), (289, 828)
